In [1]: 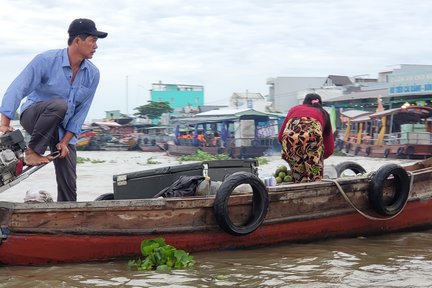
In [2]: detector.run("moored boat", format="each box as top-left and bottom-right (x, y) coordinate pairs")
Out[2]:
(336, 106), (432, 159)
(168, 109), (281, 158)
(1, 158), (432, 266)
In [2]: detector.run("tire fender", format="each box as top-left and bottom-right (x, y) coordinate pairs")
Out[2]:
(405, 146), (415, 155)
(240, 147), (247, 159)
(335, 139), (343, 151)
(396, 147), (404, 158)
(345, 142), (351, 153)
(335, 161), (367, 177)
(214, 171), (269, 236)
(365, 146), (371, 156)
(354, 146), (361, 155)
(368, 164), (410, 216)
(384, 148), (390, 158)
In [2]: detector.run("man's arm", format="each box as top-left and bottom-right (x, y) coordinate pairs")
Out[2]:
(0, 54), (46, 134)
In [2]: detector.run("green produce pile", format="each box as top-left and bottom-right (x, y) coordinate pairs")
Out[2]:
(274, 165), (293, 184)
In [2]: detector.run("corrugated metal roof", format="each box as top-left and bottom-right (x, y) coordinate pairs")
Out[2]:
(328, 75), (353, 86)
(324, 88), (388, 103)
(195, 108), (270, 117)
(340, 110), (373, 119)
(232, 92), (264, 100)
(369, 106), (432, 119)
(172, 109), (275, 125)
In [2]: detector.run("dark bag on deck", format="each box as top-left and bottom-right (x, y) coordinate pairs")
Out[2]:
(153, 175), (205, 198)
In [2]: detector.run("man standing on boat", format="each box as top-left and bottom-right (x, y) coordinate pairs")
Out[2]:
(0, 18), (108, 201)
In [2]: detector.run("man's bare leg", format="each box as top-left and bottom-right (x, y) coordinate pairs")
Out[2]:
(25, 148), (53, 166)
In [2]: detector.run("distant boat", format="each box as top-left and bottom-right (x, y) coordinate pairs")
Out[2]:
(168, 109), (281, 158)
(335, 105), (432, 159)
(77, 122), (137, 151)
(136, 126), (170, 152)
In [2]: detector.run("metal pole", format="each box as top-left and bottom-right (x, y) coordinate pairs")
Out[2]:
(126, 75), (129, 115)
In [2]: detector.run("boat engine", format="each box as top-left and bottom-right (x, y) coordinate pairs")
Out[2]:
(0, 130), (26, 187)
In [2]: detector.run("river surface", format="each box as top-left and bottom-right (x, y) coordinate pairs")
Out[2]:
(0, 151), (431, 287)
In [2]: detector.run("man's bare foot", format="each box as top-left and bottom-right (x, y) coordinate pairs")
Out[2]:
(25, 148), (50, 166)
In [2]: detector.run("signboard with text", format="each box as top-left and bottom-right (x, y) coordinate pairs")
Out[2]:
(389, 72), (432, 95)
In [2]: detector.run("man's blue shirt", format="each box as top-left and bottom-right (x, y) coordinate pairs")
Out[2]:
(0, 48), (99, 144)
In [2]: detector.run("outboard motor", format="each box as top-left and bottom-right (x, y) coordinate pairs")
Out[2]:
(0, 130), (27, 187)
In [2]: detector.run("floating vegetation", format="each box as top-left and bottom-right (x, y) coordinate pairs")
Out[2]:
(76, 157), (106, 164)
(256, 157), (269, 165)
(146, 157), (161, 165)
(178, 150), (229, 162)
(128, 237), (195, 272)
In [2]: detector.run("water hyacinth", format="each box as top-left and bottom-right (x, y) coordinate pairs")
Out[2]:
(128, 237), (195, 272)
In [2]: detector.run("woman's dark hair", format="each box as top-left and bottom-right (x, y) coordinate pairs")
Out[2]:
(303, 93), (332, 135)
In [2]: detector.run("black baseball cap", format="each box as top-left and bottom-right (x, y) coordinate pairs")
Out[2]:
(68, 18), (108, 38)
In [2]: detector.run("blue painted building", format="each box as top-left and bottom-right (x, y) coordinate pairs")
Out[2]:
(150, 82), (204, 112)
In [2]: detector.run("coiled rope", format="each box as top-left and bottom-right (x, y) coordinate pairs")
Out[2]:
(322, 170), (414, 221)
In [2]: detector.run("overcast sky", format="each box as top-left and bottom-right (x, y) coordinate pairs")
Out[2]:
(1, 0), (431, 120)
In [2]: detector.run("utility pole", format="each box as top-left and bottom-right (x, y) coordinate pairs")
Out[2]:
(125, 75), (129, 115)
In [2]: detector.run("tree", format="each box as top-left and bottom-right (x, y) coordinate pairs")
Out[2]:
(134, 101), (174, 119)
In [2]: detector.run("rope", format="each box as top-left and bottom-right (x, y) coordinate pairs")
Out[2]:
(322, 170), (414, 221)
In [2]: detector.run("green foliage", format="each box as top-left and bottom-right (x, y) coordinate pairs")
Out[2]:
(178, 149), (229, 162)
(134, 101), (174, 119)
(128, 237), (195, 272)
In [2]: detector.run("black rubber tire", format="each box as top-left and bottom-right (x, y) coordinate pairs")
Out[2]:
(368, 164), (410, 216)
(94, 193), (114, 201)
(335, 161), (367, 177)
(354, 146), (361, 155)
(214, 171), (269, 236)
(335, 139), (343, 151)
(396, 147), (404, 157)
(240, 147), (247, 159)
(405, 146), (415, 158)
(365, 146), (371, 156)
(251, 139), (260, 147)
(345, 142), (351, 153)
(384, 148), (390, 158)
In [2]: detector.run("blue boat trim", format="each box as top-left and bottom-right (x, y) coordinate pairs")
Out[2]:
(0, 226), (9, 244)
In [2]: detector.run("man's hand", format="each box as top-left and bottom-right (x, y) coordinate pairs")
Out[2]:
(0, 115), (12, 134)
(0, 125), (13, 134)
(56, 142), (70, 158)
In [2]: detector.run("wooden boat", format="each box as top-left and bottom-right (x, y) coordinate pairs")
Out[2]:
(168, 109), (280, 158)
(136, 127), (171, 152)
(336, 106), (432, 159)
(1, 158), (432, 266)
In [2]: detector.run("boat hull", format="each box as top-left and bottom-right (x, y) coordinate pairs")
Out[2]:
(336, 140), (432, 159)
(2, 197), (431, 266)
(2, 158), (432, 266)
